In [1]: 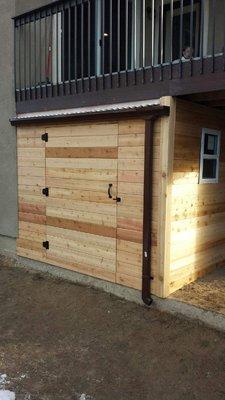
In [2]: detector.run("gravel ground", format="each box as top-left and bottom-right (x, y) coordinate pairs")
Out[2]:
(172, 267), (225, 315)
(0, 258), (225, 400)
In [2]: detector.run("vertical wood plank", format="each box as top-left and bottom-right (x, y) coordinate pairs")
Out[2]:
(157, 97), (176, 298)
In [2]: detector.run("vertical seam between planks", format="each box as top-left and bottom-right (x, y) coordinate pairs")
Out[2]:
(44, 126), (47, 259)
(115, 122), (119, 283)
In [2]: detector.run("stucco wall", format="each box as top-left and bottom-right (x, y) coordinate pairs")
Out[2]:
(0, 0), (55, 252)
(15, 0), (56, 16)
(0, 0), (18, 251)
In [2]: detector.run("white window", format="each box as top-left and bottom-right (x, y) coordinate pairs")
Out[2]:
(199, 128), (221, 184)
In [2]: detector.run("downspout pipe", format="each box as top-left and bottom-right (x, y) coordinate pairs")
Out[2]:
(142, 116), (157, 306)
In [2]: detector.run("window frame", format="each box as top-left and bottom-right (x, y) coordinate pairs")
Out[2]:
(199, 128), (221, 184)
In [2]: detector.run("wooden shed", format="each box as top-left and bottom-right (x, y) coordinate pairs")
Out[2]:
(13, 96), (225, 301)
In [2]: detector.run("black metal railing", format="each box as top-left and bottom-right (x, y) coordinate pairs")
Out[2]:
(14, 0), (225, 102)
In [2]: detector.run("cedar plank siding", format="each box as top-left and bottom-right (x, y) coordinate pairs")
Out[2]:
(169, 99), (225, 294)
(16, 118), (167, 297)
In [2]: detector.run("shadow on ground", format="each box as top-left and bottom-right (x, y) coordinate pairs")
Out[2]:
(0, 259), (225, 400)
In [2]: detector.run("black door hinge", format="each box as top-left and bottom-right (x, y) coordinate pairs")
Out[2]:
(42, 187), (49, 197)
(43, 241), (49, 250)
(41, 132), (48, 142)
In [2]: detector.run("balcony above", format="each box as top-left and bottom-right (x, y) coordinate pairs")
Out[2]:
(14, 0), (225, 114)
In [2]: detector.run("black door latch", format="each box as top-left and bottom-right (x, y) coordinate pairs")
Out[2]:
(113, 196), (121, 203)
(42, 187), (49, 197)
(42, 241), (49, 250)
(41, 132), (48, 142)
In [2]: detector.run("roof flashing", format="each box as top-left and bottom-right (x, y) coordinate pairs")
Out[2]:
(10, 99), (169, 125)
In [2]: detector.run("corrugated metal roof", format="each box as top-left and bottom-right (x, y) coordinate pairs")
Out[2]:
(10, 99), (161, 124)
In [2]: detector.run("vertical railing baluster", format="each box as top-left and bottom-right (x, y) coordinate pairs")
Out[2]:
(39, 13), (42, 98)
(179, 0), (183, 78)
(109, 0), (113, 88)
(200, 0), (204, 74)
(24, 18), (26, 98)
(34, 13), (37, 98)
(62, 3), (65, 94)
(134, 0), (137, 84)
(134, 0), (137, 68)
(101, 0), (105, 89)
(224, 1), (225, 70)
(151, 0), (155, 82)
(56, 6), (59, 95)
(19, 19), (22, 100)
(81, 1), (84, 91)
(212, 0), (216, 73)
(142, 0), (146, 83)
(190, 0), (193, 76)
(29, 15), (32, 98)
(222, 0), (225, 71)
(170, 0), (173, 79)
(88, 0), (91, 91)
(160, 0), (164, 81)
(68, 2), (71, 93)
(50, 9), (53, 97)
(45, 10), (48, 97)
(117, 0), (120, 87)
(125, 0), (128, 86)
(14, 21), (17, 99)
(74, 2), (77, 93)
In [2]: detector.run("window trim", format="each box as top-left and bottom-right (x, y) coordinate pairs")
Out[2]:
(199, 128), (221, 184)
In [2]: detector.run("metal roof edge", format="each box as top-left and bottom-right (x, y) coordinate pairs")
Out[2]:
(10, 100), (170, 126)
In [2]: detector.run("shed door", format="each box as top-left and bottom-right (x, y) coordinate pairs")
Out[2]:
(45, 123), (118, 282)
(17, 127), (47, 263)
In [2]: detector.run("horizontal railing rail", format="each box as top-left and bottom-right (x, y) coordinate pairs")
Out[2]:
(14, 0), (225, 102)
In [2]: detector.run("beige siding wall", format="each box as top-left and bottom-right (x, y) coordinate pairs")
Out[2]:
(169, 99), (225, 294)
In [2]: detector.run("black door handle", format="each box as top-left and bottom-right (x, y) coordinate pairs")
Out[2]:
(113, 197), (121, 203)
(108, 183), (113, 198)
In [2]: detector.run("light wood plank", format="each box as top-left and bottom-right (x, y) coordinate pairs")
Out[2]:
(47, 123), (118, 138)
(46, 167), (117, 181)
(46, 158), (117, 169)
(47, 135), (118, 148)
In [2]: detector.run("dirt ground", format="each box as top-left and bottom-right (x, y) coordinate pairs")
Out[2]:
(0, 258), (225, 400)
(171, 267), (225, 315)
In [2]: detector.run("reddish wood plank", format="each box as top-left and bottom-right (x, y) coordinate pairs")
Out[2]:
(46, 147), (118, 159)
(46, 216), (117, 238)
